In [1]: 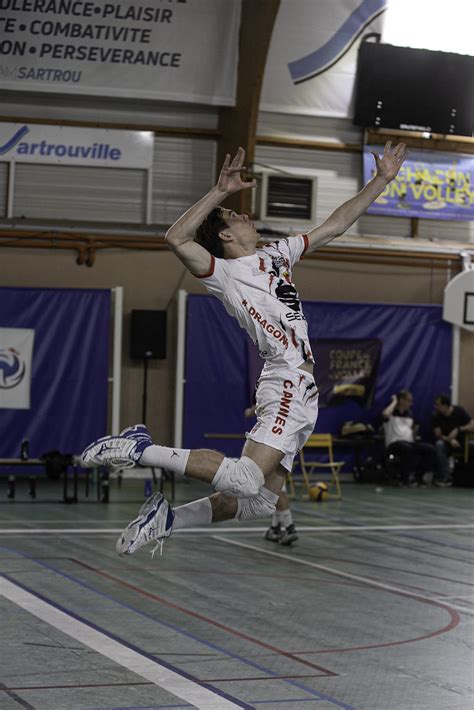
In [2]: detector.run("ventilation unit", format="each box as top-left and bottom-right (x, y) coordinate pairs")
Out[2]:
(257, 172), (317, 224)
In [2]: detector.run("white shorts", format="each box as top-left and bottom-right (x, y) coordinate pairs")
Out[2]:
(246, 368), (319, 472)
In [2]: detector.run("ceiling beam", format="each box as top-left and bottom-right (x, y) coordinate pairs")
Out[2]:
(217, 0), (281, 214)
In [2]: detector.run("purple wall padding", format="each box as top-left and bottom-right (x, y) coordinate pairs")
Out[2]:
(0, 287), (110, 459)
(184, 295), (452, 457)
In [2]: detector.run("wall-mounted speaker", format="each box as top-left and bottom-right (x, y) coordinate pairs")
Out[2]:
(130, 310), (167, 360)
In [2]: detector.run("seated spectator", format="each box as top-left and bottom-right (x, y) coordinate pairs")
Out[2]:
(432, 394), (474, 487)
(383, 390), (436, 487)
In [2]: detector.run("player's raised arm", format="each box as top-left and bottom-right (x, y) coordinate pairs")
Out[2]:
(165, 147), (256, 276)
(303, 141), (407, 253)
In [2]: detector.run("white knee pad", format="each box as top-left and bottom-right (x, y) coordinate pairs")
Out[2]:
(235, 486), (279, 521)
(212, 456), (265, 498)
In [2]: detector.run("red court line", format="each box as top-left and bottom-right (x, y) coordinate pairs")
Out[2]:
(292, 586), (460, 655)
(0, 682), (152, 692)
(0, 674), (332, 691)
(85, 565), (360, 586)
(200, 674), (327, 682)
(0, 556), (71, 561)
(211, 538), (462, 657)
(71, 558), (337, 677)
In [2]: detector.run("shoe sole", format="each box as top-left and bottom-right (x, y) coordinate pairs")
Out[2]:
(81, 436), (137, 468)
(116, 493), (162, 555)
(116, 493), (168, 556)
(81, 435), (113, 465)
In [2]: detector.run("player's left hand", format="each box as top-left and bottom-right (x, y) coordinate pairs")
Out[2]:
(371, 141), (408, 182)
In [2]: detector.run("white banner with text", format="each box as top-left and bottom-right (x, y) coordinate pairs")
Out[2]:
(0, 123), (154, 167)
(0, 0), (240, 105)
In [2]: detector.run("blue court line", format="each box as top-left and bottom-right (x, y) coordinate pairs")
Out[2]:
(84, 706), (192, 710)
(252, 698), (324, 705)
(85, 702), (326, 710)
(1, 572), (252, 710)
(288, 0), (387, 83)
(0, 545), (356, 710)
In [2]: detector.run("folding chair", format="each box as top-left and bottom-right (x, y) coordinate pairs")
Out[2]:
(299, 434), (343, 499)
(464, 432), (474, 463)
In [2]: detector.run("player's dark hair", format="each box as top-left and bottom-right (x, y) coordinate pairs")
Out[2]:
(436, 393), (451, 406)
(195, 208), (228, 258)
(397, 389), (412, 401)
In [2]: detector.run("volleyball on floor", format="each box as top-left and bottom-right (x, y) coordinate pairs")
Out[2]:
(309, 481), (329, 502)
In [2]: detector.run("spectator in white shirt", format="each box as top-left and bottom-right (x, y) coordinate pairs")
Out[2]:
(383, 390), (436, 487)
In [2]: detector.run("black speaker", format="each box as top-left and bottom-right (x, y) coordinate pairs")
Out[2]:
(130, 310), (167, 360)
(353, 41), (474, 136)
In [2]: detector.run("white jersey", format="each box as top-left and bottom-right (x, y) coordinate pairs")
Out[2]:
(384, 409), (415, 447)
(197, 235), (314, 373)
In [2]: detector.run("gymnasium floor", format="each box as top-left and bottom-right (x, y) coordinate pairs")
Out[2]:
(0, 477), (473, 710)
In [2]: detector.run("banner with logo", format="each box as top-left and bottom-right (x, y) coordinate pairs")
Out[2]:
(0, 0), (240, 105)
(0, 123), (154, 167)
(261, 0), (387, 117)
(310, 338), (381, 408)
(0, 328), (34, 409)
(364, 146), (474, 221)
(0, 287), (110, 459)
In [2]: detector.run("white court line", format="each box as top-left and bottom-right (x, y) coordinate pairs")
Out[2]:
(0, 523), (473, 534)
(432, 595), (474, 601)
(0, 576), (243, 710)
(212, 536), (474, 616)
(0, 519), (134, 524)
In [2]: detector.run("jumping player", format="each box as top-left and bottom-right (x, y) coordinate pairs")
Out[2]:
(81, 143), (407, 556)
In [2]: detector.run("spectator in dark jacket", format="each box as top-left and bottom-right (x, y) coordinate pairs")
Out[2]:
(432, 394), (474, 487)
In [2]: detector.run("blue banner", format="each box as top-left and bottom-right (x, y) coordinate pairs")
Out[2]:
(184, 296), (452, 458)
(312, 338), (381, 408)
(0, 287), (110, 460)
(364, 145), (474, 221)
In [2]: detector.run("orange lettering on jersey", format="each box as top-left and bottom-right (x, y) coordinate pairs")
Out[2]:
(241, 300), (289, 348)
(272, 380), (294, 434)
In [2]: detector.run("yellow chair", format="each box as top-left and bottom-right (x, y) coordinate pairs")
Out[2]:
(298, 434), (344, 500)
(464, 432), (474, 463)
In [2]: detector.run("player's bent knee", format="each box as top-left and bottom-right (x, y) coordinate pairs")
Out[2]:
(212, 456), (265, 498)
(235, 487), (279, 521)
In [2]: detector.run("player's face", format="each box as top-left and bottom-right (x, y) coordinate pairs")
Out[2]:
(221, 209), (259, 245)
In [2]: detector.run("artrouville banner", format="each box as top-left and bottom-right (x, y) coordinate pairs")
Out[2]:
(0, 0), (241, 104)
(364, 146), (474, 221)
(0, 123), (154, 167)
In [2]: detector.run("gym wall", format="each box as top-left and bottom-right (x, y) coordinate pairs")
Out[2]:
(1, 239), (473, 446)
(1, 104), (473, 443)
